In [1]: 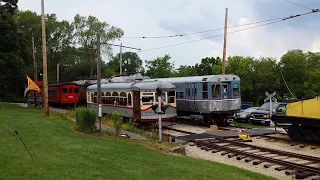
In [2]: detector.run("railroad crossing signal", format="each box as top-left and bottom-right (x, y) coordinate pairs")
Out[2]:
(264, 91), (277, 103)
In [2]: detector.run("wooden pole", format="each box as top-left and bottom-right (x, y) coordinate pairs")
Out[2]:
(41, 0), (49, 116)
(222, 8), (228, 75)
(32, 36), (37, 107)
(96, 33), (102, 133)
(119, 42), (123, 75)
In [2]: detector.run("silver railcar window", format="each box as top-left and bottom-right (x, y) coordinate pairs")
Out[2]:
(233, 83), (240, 97)
(212, 84), (221, 98)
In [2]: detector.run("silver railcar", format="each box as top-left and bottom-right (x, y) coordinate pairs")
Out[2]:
(144, 74), (241, 125)
(86, 80), (177, 127)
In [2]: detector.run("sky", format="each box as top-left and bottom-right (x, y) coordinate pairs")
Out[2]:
(17, 0), (320, 68)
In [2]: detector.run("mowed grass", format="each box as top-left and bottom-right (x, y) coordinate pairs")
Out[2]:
(0, 103), (275, 180)
(231, 121), (271, 129)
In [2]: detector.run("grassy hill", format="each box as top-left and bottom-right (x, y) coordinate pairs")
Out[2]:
(0, 103), (274, 180)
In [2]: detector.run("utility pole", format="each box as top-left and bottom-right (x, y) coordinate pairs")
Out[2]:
(102, 43), (141, 75)
(57, 63), (60, 82)
(32, 36), (37, 107)
(222, 8), (228, 75)
(96, 33), (102, 133)
(119, 42), (123, 75)
(41, 0), (49, 116)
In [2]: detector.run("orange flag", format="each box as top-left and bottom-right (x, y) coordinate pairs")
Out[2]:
(26, 75), (41, 92)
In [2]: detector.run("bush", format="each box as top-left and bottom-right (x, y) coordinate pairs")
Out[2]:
(75, 107), (97, 133)
(111, 112), (123, 136)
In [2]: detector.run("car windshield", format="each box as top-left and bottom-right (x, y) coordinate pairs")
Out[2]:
(244, 108), (256, 113)
(259, 102), (279, 111)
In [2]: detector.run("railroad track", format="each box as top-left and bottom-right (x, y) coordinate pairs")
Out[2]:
(163, 126), (196, 135)
(257, 135), (319, 150)
(190, 136), (320, 179)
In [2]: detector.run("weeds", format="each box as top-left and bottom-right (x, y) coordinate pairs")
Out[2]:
(75, 107), (97, 133)
(112, 112), (123, 137)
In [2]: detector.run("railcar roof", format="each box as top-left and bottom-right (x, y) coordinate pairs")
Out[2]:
(48, 82), (81, 87)
(143, 74), (240, 83)
(87, 81), (175, 91)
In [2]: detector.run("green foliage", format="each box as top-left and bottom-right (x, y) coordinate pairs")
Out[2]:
(72, 14), (124, 77)
(145, 54), (175, 78)
(75, 107), (97, 133)
(108, 52), (144, 75)
(111, 111), (123, 136)
(65, 109), (76, 118)
(0, 1), (26, 98)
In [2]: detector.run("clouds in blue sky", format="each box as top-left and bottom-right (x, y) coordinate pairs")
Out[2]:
(18, 0), (320, 67)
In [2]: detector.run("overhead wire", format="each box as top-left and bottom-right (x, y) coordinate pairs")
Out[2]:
(136, 11), (316, 53)
(279, 70), (299, 101)
(282, 0), (313, 10)
(122, 16), (288, 39)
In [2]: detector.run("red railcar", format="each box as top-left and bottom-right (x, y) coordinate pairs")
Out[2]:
(48, 82), (87, 108)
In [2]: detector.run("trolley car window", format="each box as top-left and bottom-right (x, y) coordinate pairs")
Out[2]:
(202, 82), (208, 99)
(62, 88), (67, 93)
(106, 92), (111, 96)
(142, 96), (154, 105)
(212, 84), (221, 98)
(112, 92), (118, 96)
(93, 92), (97, 103)
(91, 92), (94, 103)
(233, 83), (240, 97)
(128, 93), (132, 106)
(168, 91), (175, 103)
(69, 88), (72, 93)
(156, 93), (166, 103)
(74, 88), (79, 93)
(120, 92), (127, 97)
(106, 97), (113, 104)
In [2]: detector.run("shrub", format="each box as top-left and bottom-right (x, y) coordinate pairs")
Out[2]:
(111, 112), (123, 136)
(75, 107), (97, 133)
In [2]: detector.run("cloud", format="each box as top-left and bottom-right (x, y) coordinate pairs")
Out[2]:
(17, 0), (320, 68)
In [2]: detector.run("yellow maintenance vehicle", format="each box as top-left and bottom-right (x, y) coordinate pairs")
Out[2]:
(271, 97), (320, 143)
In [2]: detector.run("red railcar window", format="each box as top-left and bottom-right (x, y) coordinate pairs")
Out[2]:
(74, 88), (79, 93)
(62, 88), (67, 93)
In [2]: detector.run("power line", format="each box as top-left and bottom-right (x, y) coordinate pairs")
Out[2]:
(122, 16), (287, 39)
(279, 70), (299, 101)
(137, 11), (316, 53)
(282, 0), (313, 10)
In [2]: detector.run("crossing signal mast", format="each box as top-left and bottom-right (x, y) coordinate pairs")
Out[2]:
(156, 87), (162, 143)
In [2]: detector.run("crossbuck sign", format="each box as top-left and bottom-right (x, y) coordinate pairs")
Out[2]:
(264, 91), (277, 103)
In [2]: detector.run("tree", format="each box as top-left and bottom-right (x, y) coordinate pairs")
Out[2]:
(145, 54), (175, 78)
(0, 0), (26, 98)
(109, 52), (144, 75)
(175, 65), (197, 77)
(251, 57), (280, 105)
(72, 14), (124, 77)
(278, 50), (309, 100)
(195, 57), (221, 75)
(226, 56), (255, 103)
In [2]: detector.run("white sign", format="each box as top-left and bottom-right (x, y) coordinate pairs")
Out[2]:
(264, 91), (277, 103)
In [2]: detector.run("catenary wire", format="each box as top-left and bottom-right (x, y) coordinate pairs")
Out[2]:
(122, 16), (287, 39)
(282, 0), (313, 10)
(136, 11), (315, 53)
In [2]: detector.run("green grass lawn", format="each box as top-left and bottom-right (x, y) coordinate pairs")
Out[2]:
(231, 121), (271, 129)
(0, 103), (275, 180)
